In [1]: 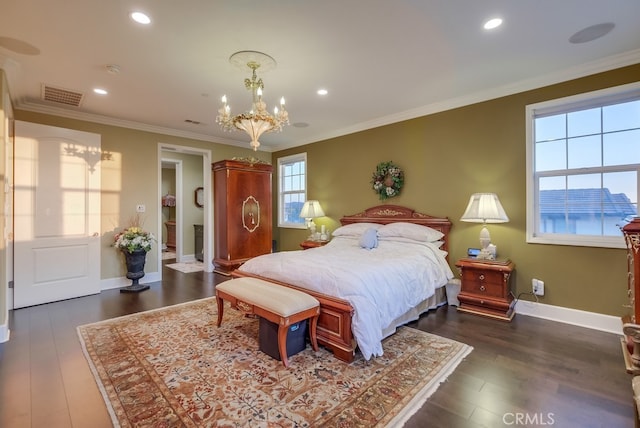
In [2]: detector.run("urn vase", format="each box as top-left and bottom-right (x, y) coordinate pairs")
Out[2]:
(120, 248), (150, 293)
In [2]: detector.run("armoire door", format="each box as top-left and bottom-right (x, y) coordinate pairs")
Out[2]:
(213, 159), (272, 274)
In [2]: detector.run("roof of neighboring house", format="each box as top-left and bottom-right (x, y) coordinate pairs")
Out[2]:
(540, 188), (637, 216)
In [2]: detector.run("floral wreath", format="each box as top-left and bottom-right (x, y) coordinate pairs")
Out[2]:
(371, 161), (404, 200)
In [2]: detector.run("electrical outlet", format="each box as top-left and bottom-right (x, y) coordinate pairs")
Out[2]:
(532, 278), (545, 296)
(136, 204), (146, 213)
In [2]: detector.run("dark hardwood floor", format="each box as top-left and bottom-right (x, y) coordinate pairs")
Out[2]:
(0, 260), (634, 427)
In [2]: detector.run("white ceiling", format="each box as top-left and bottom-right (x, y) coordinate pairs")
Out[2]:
(1, 1), (639, 152)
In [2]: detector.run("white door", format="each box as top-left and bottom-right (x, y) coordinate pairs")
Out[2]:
(14, 121), (101, 308)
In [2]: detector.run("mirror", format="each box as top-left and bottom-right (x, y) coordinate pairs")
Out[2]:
(194, 187), (204, 207)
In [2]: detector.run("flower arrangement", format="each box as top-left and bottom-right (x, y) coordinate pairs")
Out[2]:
(371, 161), (404, 200)
(114, 216), (156, 253)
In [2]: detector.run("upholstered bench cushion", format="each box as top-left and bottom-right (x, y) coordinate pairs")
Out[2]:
(216, 277), (319, 317)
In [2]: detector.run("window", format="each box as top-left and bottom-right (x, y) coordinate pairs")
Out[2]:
(526, 82), (640, 249)
(277, 153), (307, 228)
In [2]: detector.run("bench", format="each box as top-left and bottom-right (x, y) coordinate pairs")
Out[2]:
(215, 277), (320, 367)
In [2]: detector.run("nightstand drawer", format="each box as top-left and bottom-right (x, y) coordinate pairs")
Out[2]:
(458, 293), (514, 312)
(462, 270), (504, 298)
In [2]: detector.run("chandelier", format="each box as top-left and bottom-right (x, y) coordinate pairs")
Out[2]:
(216, 51), (289, 151)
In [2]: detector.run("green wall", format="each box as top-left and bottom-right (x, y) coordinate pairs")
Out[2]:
(9, 63), (640, 317)
(13, 110), (270, 280)
(272, 63), (640, 317)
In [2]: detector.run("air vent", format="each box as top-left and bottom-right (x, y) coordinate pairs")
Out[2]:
(41, 84), (84, 107)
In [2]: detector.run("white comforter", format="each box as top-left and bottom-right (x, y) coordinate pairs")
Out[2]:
(237, 236), (454, 360)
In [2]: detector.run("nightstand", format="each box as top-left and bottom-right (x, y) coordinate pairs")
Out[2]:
(455, 258), (516, 322)
(300, 240), (329, 250)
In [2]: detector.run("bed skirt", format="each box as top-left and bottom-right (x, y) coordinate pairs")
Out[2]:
(381, 285), (447, 339)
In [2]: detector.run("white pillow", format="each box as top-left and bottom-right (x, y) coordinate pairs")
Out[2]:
(332, 222), (382, 236)
(377, 222), (444, 242)
(377, 236), (444, 248)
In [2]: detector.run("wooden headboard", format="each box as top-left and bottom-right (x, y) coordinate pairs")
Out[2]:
(340, 204), (452, 255)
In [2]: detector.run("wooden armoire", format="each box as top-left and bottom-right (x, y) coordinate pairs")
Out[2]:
(621, 217), (640, 373)
(621, 217), (640, 425)
(213, 159), (273, 274)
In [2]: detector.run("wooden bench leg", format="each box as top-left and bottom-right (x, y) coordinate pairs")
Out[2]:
(216, 296), (224, 327)
(309, 315), (319, 352)
(278, 324), (290, 368)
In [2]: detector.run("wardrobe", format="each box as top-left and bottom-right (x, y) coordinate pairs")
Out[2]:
(621, 217), (640, 423)
(213, 159), (273, 274)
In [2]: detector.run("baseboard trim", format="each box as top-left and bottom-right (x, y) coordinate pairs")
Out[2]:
(515, 299), (622, 335)
(100, 271), (161, 291)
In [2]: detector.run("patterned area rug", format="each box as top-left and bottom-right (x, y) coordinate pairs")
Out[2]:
(165, 261), (204, 273)
(77, 298), (472, 427)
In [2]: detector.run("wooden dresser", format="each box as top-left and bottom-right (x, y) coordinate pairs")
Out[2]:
(622, 218), (640, 372)
(455, 258), (515, 321)
(164, 220), (176, 250)
(213, 159), (272, 275)
(621, 218), (640, 426)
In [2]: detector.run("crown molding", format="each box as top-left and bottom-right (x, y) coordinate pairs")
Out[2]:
(272, 49), (640, 151)
(12, 49), (640, 154)
(14, 99), (273, 150)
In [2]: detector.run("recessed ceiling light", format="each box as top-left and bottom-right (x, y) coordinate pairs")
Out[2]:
(130, 11), (151, 25)
(484, 18), (503, 30)
(317, 89), (328, 95)
(93, 88), (108, 95)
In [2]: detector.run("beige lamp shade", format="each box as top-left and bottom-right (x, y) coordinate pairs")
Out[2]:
(460, 193), (509, 224)
(461, 193), (509, 258)
(299, 200), (325, 219)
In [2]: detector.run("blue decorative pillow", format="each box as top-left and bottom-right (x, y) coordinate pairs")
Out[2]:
(359, 228), (379, 249)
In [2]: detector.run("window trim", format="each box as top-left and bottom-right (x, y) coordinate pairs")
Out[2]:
(525, 81), (640, 249)
(277, 152), (307, 229)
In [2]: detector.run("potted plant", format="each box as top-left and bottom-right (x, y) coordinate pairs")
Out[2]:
(114, 216), (156, 293)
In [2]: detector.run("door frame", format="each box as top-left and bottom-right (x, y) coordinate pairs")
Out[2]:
(157, 144), (213, 273)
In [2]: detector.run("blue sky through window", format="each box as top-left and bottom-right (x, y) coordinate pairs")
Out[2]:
(535, 99), (639, 207)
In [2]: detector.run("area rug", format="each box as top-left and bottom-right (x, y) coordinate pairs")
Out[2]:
(77, 298), (472, 427)
(165, 261), (204, 273)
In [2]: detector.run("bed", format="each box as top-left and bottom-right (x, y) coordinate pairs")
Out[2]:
(232, 205), (453, 362)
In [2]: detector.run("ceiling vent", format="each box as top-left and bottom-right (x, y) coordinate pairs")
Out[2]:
(41, 84), (84, 107)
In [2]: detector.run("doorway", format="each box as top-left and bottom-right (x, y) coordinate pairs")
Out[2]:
(157, 144), (213, 274)
(161, 159), (181, 259)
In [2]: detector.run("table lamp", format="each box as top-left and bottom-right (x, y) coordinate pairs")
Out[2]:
(460, 193), (509, 259)
(300, 200), (325, 240)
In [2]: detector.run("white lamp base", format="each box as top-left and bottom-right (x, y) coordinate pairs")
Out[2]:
(477, 226), (495, 260)
(308, 220), (319, 241)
